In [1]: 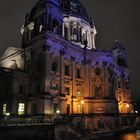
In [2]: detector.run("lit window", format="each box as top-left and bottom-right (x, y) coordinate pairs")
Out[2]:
(78, 104), (82, 114)
(18, 103), (25, 115)
(3, 104), (7, 115)
(77, 83), (82, 96)
(65, 87), (70, 95)
(77, 89), (81, 96)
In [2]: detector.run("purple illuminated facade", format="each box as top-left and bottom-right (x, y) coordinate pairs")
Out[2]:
(0, 0), (134, 130)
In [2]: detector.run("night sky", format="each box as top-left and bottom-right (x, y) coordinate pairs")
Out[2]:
(0, 0), (140, 100)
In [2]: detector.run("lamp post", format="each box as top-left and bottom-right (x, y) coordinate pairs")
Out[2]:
(4, 113), (10, 126)
(126, 103), (129, 111)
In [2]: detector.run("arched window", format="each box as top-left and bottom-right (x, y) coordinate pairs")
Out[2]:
(118, 81), (121, 88)
(95, 67), (101, 75)
(71, 26), (77, 41)
(52, 61), (58, 72)
(18, 103), (25, 115)
(82, 33), (86, 44)
(77, 26), (82, 42)
(73, 27), (77, 35)
(64, 25), (68, 40)
(53, 19), (59, 33)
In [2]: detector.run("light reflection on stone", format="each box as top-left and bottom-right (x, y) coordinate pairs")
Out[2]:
(120, 131), (140, 140)
(96, 131), (140, 140)
(122, 133), (136, 140)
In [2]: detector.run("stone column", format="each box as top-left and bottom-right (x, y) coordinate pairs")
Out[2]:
(85, 65), (90, 97)
(76, 23), (79, 41)
(66, 21), (71, 41)
(77, 24), (80, 42)
(45, 45), (51, 93)
(62, 22), (65, 37)
(11, 97), (18, 114)
(91, 31), (94, 49)
(71, 56), (76, 114)
(89, 66), (92, 98)
(60, 49), (65, 95)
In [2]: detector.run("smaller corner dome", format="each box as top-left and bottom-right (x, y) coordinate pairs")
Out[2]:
(27, 0), (60, 22)
(28, 0), (45, 21)
(111, 40), (126, 51)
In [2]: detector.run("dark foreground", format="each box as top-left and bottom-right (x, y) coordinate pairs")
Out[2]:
(0, 123), (140, 140)
(0, 124), (54, 140)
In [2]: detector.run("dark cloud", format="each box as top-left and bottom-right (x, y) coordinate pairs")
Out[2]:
(0, 0), (140, 100)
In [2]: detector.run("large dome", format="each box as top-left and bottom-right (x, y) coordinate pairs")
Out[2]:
(22, 0), (96, 50)
(27, 0), (91, 24)
(28, 0), (46, 22)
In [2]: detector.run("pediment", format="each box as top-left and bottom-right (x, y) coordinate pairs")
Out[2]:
(0, 47), (23, 61)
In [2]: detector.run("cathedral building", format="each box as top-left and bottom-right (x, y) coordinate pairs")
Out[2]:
(0, 0), (134, 130)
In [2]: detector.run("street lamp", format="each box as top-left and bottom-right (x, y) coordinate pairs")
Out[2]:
(126, 104), (129, 108)
(81, 100), (85, 105)
(56, 110), (60, 114)
(6, 113), (10, 116)
(126, 103), (130, 113)
(135, 110), (138, 114)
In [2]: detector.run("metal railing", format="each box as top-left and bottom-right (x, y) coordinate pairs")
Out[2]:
(0, 115), (53, 126)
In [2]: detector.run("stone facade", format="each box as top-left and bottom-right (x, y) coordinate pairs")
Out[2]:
(0, 0), (134, 130)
